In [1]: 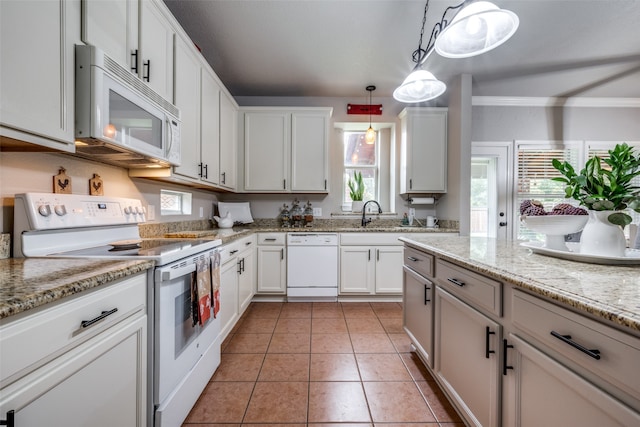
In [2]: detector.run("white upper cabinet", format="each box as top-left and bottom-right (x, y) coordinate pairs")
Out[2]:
(399, 107), (448, 193)
(219, 91), (238, 190)
(82, 0), (174, 101)
(242, 108), (332, 193)
(0, 0), (79, 151)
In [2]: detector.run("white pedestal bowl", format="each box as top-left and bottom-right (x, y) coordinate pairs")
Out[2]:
(522, 215), (589, 251)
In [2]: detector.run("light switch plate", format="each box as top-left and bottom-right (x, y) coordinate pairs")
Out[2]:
(147, 205), (156, 221)
(199, 207), (204, 218)
(313, 207), (322, 217)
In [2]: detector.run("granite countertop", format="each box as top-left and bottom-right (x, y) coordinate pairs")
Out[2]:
(400, 235), (640, 335)
(0, 258), (154, 320)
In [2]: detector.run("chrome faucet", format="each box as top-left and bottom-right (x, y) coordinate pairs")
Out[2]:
(361, 200), (382, 227)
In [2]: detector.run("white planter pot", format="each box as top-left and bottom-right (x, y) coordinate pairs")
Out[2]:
(351, 201), (364, 213)
(579, 210), (626, 257)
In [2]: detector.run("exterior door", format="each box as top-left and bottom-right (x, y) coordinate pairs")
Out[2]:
(471, 143), (512, 240)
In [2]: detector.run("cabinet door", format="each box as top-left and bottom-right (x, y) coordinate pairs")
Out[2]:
(374, 246), (404, 293)
(81, 0), (138, 70)
(219, 260), (239, 341)
(403, 266), (434, 367)
(435, 287), (500, 427)
(503, 334), (640, 427)
(219, 91), (238, 190)
(173, 35), (201, 180)
(291, 112), (329, 192)
(257, 246), (286, 294)
(401, 109), (447, 193)
(138, 0), (174, 100)
(0, 0), (77, 150)
(339, 246), (374, 294)
(200, 68), (221, 185)
(238, 247), (256, 315)
(244, 112), (289, 191)
(0, 316), (146, 427)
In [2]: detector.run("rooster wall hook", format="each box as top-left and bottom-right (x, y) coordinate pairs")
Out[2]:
(89, 173), (104, 196)
(53, 167), (72, 194)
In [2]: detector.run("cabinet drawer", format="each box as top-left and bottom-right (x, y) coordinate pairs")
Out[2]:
(220, 236), (255, 264)
(257, 233), (285, 245)
(0, 273), (146, 386)
(512, 290), (640, 401)
(340, 233), (405, 246)
(435, 259), (502, 316)
(404, 246), (434, 278)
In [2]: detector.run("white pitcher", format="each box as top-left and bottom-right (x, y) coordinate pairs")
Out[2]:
(213, 212), (234, 229)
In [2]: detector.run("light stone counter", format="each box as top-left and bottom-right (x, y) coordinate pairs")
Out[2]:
(0, 258), (154, 319)
(400, 236), (640, 334)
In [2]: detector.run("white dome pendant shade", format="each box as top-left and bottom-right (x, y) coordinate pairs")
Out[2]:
(392, 69), (447, 103)
(434, 1), (519, 58)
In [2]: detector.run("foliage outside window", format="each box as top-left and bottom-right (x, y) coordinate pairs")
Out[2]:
(343, 131), (378, 206)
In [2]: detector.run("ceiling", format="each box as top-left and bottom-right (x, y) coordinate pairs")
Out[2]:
(162, 0), (640, 104)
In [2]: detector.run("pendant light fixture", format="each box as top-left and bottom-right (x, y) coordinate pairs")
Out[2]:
(393, 0), (519, 103)
(365, 85), (376, 144)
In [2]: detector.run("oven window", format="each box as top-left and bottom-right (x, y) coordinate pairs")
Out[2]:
(174, 285), (198, 358)
(108, 89), (162, 148)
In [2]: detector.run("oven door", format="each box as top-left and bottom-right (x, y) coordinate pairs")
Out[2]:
(154, 253), (220, 407)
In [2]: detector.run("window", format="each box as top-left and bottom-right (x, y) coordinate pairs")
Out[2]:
(160, 189), (192, 216)
(343, 131), (378, 206)
(516, 141), (640, 240)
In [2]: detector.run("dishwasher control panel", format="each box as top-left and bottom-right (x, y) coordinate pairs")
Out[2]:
(287, 233), (338, 245)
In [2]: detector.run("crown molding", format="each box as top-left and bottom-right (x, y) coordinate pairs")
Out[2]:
(471, 96), (640, 108)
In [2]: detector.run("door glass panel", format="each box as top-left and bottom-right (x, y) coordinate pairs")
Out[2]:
(471, 158), (496, 237)
(174, 279), (197, 358)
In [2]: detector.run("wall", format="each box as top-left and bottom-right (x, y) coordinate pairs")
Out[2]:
(0, 152), (220, 234)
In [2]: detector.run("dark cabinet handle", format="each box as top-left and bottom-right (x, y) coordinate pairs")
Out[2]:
(229, 250), (238, 255)
(1, 410), (15, 427)
(368, 249), (371, 261)
(324, 179), (327, 190)
(280, 248), (284, 260)
(198, 163), (203, 177)
(131, 49), (138, 74)
(550, 331), (601, 360)
(264, 238), (277, 242)
(283, 179), (286, 190)
(81, 308), (118, 328)
(221, 172), (226, 184)
(485, 326), (495, 359)
(143, 59), (150, 82)
(245, 241), (252, 246)
(409, 178), (413, 189)
(424, 284), (430, 304)
(407, 256), (419, 262)
(203, 164), (208, 179)
(237, 259), (242, 274)
(447, 278), (465, 287)
(376, 249), (380, 261)
(503, 339), (514, 375)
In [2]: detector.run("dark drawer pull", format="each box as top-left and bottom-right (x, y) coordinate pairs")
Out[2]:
(551, 331), (601, 360)
(264, 238), (277, 242)
(485, 326), (495, 359)
(229, 250), (239, 255)
(447, 278), (465, 287)
(407, 256), (419, 262)
(81, 308), (118, 328)
(503, 339), (514, 375)
(1, 410), (14, 427)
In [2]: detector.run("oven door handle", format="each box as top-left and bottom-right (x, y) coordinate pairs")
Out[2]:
(157, 262), (197, 282)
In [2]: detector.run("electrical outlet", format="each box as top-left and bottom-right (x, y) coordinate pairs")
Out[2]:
(409, 208), (416, 217)
(313, 207), (322, 217)
(199, 207), (204, 218)
(147, 205), (156, 221)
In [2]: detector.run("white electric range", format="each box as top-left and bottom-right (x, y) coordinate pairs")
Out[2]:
(14, 192), (222, 427)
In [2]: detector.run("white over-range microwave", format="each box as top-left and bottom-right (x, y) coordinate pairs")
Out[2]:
(74, 44), (181, 168)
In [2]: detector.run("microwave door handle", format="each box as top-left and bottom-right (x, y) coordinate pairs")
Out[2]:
(165, 119), (173, 158)
(157, 262), (196, 282)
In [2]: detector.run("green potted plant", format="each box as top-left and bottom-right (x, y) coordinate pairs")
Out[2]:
(348, 171), (365, 212)
(551, 143), (640, 257)
(551, 143), (640, 226)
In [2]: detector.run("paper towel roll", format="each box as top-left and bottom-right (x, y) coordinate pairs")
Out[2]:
(409, 197), (435, 205)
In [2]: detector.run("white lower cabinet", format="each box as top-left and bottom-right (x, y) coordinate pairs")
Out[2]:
(502, 333), (640, 427)
(435, 287), (501, 427)
(257, 233), (287, 294)
(0, 273), (148, 427)
(339, 233), (405, 295)
(218, 236), (256, 340)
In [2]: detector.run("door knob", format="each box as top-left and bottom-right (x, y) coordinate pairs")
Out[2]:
(499, 222), (507, 227)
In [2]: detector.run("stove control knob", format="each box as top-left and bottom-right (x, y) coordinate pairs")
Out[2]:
(124, 206), (133, 215)
(135, 206), (143, 215)
(54, 205), (67, 216)
(38, 204), (52, 217)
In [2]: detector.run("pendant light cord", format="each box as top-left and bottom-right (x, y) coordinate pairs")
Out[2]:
(412, 0), (430, 64)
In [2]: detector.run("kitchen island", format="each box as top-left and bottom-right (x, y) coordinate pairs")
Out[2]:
(400, 235), (640, 427)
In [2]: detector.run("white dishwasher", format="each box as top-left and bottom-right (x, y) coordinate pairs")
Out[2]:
(287, 233), (339, 301)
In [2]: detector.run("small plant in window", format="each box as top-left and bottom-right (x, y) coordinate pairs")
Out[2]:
(551, 143), (640, 226)
(347, 171), (365, 201)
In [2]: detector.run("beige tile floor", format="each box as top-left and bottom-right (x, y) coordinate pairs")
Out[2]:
(183, 301), (464, 426)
